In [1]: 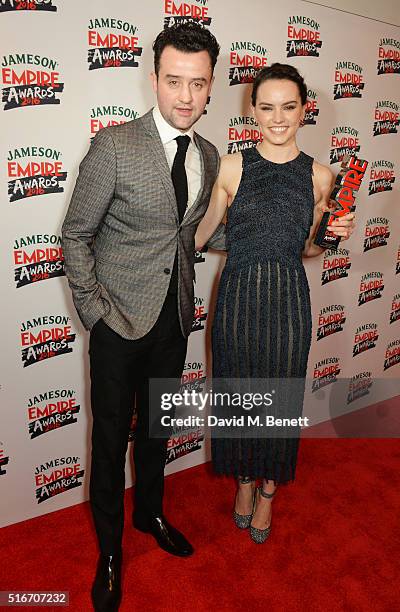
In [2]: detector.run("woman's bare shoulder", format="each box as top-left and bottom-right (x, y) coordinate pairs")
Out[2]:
(218, 151), (243, 184)
(312, 159), (334, 189)
(220, 151), (242, 169)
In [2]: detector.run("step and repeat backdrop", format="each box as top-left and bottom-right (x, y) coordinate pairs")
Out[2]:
(0, 0), (399, 527)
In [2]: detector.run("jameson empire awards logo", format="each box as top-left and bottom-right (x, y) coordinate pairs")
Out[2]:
(321, 247), (351, 285)
(358, 272), (384, 306)
(373, 100), (400, 136)
(0, 443), (10, 476)
(353, 323), (379, 357)
(377, 38), (400, 75)
(7, 146), (67, 202)
(397, 245), (400, 275)
(384, 339), (400, 370)
(90, 105), (139, 138)
(227, 116), (262, 153)
(192, 296), (207, 332)
(1, 54), (64, 110)
(390, 293), (400, 325)
(27, 388), (80, 439)
(333, 61), (364, 100)
(166, 425), (204, 464)
(229, 41), (268, 86)
(369, 160), (396, 195)
(330, 126), (360, 164)
(317, 304), (346, 341)
(181, 361), (206, 393)
(312, 357), (340, 392)
(286, 15), (322, 57)
(304, 89), (319, 126)
(20, 315), (76, 367)
(14, 234), (64, 288)
(364, 217), (390, 252)
(163, 0), (212, 28)
(0, 0), (57, 11)
(87, 18), (142, 70)
(35, 456), (84, 504)
(347, 372), (372, 405)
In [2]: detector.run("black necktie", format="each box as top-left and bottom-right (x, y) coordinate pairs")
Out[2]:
(171, 135), (190, 222)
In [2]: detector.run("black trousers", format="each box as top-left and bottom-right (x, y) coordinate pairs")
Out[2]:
(89, 293), (187, 555)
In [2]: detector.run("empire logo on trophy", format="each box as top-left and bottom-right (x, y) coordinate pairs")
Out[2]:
(314, 154), (368, 250)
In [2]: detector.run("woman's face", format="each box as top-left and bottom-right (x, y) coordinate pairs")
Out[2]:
(252, 78), (305, 147)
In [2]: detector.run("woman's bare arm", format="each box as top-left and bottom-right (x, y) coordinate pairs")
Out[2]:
(303, 161), (355, 257)
(195, 153), (241, 251)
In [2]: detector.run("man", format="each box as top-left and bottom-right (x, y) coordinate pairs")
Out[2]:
(62, 23), (224, 612)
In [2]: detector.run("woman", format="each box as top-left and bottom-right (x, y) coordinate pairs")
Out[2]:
(195, 63), (355, 543)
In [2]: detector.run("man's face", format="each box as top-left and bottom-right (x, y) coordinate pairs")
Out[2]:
(151, 46), (214, 132)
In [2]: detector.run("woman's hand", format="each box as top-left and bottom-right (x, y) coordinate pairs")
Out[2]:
(326, 199), (356, 240)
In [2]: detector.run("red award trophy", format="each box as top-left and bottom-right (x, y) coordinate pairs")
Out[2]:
(314, 154), (368, 250)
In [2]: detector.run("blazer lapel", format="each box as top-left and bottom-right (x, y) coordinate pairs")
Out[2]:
(183, 133), (212, 224)
(140, 110), (179, 222)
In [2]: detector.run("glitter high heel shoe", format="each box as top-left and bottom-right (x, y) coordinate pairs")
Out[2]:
(233, 476), (255, 529)
(250, 486), (276, 543)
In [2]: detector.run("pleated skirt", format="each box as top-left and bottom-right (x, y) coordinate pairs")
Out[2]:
(211, 259), (312, 483)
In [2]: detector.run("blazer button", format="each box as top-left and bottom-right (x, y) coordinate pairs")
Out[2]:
(164, 268), (170, 274)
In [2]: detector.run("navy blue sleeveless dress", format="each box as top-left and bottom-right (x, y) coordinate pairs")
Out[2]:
(211, 146), (315, 484)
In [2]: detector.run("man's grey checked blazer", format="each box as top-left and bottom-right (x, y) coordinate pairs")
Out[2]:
(61, 109), (226, 340)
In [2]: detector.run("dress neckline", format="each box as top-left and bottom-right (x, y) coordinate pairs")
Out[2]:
(253, 147), (303, 166)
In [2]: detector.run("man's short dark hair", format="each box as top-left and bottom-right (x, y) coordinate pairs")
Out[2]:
(251, 63), (308, 106)
(153, 23), (220, 76)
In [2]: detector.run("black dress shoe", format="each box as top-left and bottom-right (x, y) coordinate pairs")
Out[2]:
(91, 552), (122, 612)
(134, 515), (194, 557)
